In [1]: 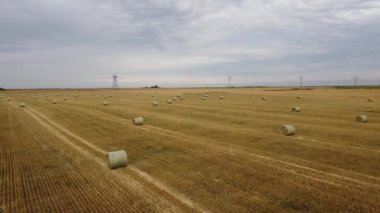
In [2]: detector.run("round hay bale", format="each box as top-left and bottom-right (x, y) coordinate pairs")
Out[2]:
(219, 96), (224, 100)
(203, 94), (208, 98)
(63, 97), (67, 101)
(297, 96), (301, 99)
(173, 97), (178, 101)
(179, 96), (184, 100)
(202, 97), (207, 100)
(262, 97), (267, 100)
(280, 124), (296, 136)
(292, 107), (300, 112)
(52, 100), (57, 104)
(6, 98), (11, 101)
(107, 150), (128, 169)
(151, 94), (155, 98)
(152, 101), (159, 106)
(102, 101), (109, 106)
(356, 115), (368, 123)
(19, 102), (26, 108)
(133, 117), (144, 125)
(167, 99), (173, 104)
(368, 98), (374, 102)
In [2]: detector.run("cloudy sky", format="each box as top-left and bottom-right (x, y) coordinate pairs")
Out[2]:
(1, 0), (380, 88)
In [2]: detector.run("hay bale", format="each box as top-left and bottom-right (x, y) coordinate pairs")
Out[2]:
(167, 99), (173, 104)
(133, 117), (144, 125)
(52, 100), (57, 104)
(179, 96), (184, 100)
(280, 124), (295, 136)
(219, 96), (224, 100)
(63, 97), (67, 101)
(173, 97), (178, 101)
(262, 97), (267, 100)
(368, 98), (374, 102)
(297, 96), (301, 99)
(151, 94), (155, 98)
(202, 97), (207, 100)
(152, 101), (159, 106)
(292, 107), (300, 112)
(107, 150), (127, 169)
(356, 115), (368, 123)
(203, 94), (208, 97)
(19, 102), (26, 108)
(104, 96), (108, 99)
(6, 98), (11, 101)
(102, 101), (109, 106)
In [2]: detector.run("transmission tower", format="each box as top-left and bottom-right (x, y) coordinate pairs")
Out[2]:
(354, 76), (358, 86)
(299, 76), (304, 87)
(112, 73), (118, 88)
(228, 76), (232, 87)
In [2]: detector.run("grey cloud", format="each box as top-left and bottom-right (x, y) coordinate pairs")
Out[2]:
(0, 0), (380, 88)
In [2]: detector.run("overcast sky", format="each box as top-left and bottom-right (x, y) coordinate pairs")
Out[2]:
(1, 0), (380, 88)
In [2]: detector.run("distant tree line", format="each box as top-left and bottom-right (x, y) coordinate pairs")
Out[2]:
(144, 85), (160, 88)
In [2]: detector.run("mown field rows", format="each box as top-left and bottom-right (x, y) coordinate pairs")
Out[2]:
(1, 88), (380, 212)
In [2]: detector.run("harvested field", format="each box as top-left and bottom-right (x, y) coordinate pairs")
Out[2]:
(1, 88), (380, 212)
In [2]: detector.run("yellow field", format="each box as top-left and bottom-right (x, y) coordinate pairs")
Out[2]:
(1, 88), (380, 212)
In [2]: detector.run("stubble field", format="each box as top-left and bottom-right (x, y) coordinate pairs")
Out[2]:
(1, 87), (380, 212)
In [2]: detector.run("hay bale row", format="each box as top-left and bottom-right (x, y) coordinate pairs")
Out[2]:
(107, 150), (127, 169)
(292, 107), (300, 112)
(280, 124), (295, 136)
(133, 117), (144, 125)
(356, 115), (368, 123)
